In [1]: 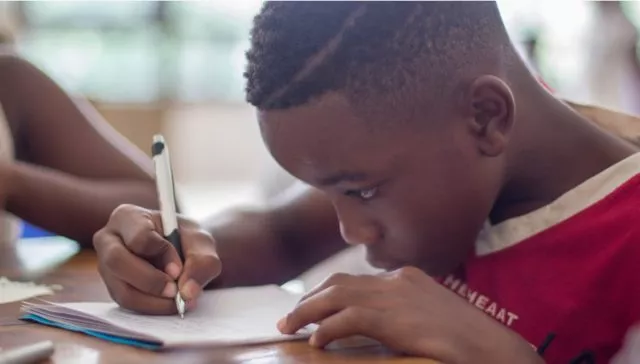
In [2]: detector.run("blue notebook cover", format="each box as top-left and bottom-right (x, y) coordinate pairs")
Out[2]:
(21, 314), (162, 350)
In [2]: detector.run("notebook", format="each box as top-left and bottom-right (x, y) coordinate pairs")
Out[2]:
(20, 285), (313, 350)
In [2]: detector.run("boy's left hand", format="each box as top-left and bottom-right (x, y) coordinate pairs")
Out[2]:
(278, 267), (543, 364)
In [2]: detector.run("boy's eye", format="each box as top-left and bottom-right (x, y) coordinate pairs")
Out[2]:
(345, 186), (378, 201)
(359, 187), (377, 200)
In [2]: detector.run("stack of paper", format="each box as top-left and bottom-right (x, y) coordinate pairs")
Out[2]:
(21, 285), (312, 350)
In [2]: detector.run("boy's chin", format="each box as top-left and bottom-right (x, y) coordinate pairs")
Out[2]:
(365, 251), (403, 271)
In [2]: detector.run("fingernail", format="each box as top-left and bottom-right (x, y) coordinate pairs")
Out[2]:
(165, 263), (180, 280)
(277, 316), (287, 332)
(186, 300), (198, 311)
(181, 279), (201, 301)
(162, 282), (177, 298)
(309, 333), (318, 347)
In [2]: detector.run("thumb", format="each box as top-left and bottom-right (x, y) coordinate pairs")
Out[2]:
(112, 205), (183, 279)
(177, 229), (222, 301)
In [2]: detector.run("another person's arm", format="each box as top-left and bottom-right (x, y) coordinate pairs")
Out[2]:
(0, 53), (158, 246)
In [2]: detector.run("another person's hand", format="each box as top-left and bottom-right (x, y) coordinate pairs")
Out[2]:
(278, 267), (543, 364)
(0, 160), (13, 205)
(93, 204), (221, 314)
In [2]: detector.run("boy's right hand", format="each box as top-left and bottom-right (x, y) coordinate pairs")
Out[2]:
(93, 204), (222, 315)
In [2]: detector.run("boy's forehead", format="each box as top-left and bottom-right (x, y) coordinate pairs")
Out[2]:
(257, 91), (422, 142)
(257, 93), (411, 178)
(259, 93), (371, 150)
(259, 92), (360, 127)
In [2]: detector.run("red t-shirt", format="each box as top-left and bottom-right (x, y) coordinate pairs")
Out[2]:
(440, 153), (640, 363)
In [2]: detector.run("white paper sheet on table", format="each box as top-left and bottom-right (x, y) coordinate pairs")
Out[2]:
(21, 285), (313, 350)
(0, 277), (60, 304)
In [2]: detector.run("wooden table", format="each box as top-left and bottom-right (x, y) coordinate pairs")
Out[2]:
(0, 239), (436, 363)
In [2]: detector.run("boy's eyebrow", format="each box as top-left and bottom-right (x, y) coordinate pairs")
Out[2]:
(317, 171), (370, 186)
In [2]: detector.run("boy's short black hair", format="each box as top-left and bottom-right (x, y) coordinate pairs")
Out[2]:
(244, 1), (513, 112)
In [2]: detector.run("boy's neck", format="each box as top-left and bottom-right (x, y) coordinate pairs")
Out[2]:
(490, 95), (637, 225)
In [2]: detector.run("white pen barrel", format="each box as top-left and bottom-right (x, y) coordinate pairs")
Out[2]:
(154, 153), (178, 234)
(152, 135), (182, 260)
(151, 134), (185, 317)
(152, 136), (179, 234)
(0, 341), (54, 364)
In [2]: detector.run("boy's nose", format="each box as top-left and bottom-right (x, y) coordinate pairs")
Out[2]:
(339, 220), (379, 246)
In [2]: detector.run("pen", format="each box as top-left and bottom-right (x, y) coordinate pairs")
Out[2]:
(0, 341), (54, 364)
(152, 134), (186, 319)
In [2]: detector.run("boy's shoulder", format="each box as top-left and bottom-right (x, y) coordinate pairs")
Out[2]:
(565, 99), (640, 148)
(476, 151), (640, 258)
(455, 158), (640, 363)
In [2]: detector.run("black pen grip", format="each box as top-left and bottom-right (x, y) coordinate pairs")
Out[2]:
(165, 229), (184, 262)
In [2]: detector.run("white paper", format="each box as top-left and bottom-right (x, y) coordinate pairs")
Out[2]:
(24, 285), (312, 348)
(0, 277), (61, 304)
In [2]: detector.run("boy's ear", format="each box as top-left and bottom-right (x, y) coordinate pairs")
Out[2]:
(465, 75), (516, 157)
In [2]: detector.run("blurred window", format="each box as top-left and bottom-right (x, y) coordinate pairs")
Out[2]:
(497, 0), (591, 100)
(15, 1), (262, 103)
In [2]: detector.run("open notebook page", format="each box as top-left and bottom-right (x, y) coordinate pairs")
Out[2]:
(22, 285), (313, 348)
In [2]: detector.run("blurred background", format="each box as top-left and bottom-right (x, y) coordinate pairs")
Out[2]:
(1, 0), (640, 220)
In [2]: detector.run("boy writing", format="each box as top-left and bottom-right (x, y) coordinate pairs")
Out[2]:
(93, 2), (640, 363)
